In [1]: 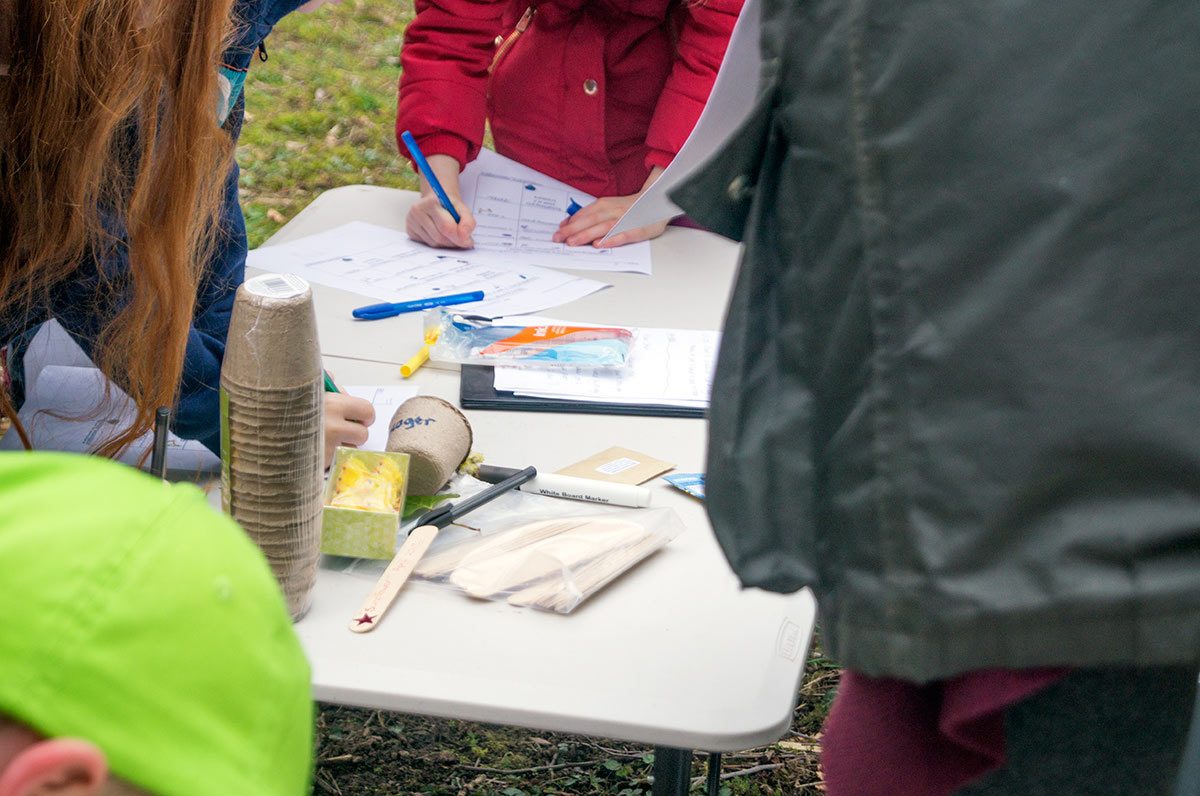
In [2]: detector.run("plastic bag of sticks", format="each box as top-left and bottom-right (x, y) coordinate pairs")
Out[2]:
(411, 507), (684, 613)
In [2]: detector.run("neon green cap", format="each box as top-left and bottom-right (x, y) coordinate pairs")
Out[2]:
(0, 452), (313, 796)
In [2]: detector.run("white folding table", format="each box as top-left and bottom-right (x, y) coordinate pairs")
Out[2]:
(257, 186), (817, 796)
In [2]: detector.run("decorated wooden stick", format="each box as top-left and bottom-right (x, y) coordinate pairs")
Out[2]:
(348, 466), (536, 632)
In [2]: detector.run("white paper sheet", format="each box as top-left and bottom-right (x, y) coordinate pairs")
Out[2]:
(341, 385), (421, 452)
(246, 221), (611, 319)
(492, 327), (720, 408)
(459, 150), (653, 275)
(0, 364), (222, 471)
(0, 321), (221, 471)
(19, 318), (94, 397)
(602, 0), (763, 239)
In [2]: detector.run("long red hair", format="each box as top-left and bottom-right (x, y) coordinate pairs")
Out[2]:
(0, 0), (235, 457)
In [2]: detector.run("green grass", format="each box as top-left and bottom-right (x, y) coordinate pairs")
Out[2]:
(237, 0), (417, 248)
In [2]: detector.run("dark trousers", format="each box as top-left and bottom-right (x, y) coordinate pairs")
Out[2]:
(953, 666), (1196, 796)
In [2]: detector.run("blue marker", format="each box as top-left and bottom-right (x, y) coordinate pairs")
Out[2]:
(566, 198), (583, 216)
(352, 290), (484, 321)
(400, 130), (461, 223)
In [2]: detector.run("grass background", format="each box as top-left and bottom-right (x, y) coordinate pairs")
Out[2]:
(239, 4), (835, 793)
(238, 0), (416, 248)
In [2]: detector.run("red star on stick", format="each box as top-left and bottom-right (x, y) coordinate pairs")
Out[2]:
(354, 613), (374, 626)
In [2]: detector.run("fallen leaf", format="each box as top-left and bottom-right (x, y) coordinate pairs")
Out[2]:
(402, 493), (458, 518)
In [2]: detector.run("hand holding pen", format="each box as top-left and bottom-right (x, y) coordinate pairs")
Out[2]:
(401, 132), (476, 249)
(320, 371), (374, 468)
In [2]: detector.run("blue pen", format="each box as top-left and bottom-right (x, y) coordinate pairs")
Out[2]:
(566, 198), (583, 216)
(401, 130), (462, 223)
(352, 290), (484, 321)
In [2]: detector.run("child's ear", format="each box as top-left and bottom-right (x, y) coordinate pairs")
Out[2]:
(0, 738), (108, 796)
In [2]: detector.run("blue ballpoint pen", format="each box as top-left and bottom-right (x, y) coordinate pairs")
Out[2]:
(352, 290), (485, 321)
(400, 130), (462, 224)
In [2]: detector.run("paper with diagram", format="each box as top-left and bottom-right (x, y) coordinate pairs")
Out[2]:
(602, 0), (762, 239)
(0, 322), (220, 472)
(459, 149), (653, 275)
(247, 221), (610, 319)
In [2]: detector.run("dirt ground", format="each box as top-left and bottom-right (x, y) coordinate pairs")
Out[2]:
(311, 645), (838, 796)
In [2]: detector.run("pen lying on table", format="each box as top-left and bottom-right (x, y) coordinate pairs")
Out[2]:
(149, 407), (170, 480)
(401, 327), (440, 378)
(352, 290), (484, 321)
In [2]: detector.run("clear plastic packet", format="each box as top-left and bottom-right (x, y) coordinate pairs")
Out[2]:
(426, 309), (635, 370)
(330, 472), (602, 578)
(411, 506), (684, 613)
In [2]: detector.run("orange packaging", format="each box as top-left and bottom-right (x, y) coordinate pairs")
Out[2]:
(478, 325), (634, 358)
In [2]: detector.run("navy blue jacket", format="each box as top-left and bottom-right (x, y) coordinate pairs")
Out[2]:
(2, 0), (308, 454)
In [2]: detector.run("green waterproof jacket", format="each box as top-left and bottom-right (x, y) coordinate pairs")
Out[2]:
(674, 0), (1200, 682)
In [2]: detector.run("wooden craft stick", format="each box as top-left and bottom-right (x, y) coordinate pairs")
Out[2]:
(449, 519), (647, 599)
(348, 524), (440, 633)
(413, 517), (583, 579)
(508, 533), (668, 612)
(350, 466), (539, 632)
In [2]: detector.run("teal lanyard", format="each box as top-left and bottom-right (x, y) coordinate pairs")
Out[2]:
(216, 66), (247, 125)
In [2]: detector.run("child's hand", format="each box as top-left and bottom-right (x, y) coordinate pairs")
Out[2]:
(323, 392), (376, 469)
(407, 194), (476, 248)
(552, 166), (669, 248)
(405, 153), (476, 248)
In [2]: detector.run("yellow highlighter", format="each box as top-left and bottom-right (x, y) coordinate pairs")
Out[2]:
(401, 327), (440, 378)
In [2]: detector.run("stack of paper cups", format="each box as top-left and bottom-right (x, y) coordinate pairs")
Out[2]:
(220, 273), (324, 620)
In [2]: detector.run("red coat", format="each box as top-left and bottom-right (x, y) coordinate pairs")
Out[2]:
(397, 0), (744, 197)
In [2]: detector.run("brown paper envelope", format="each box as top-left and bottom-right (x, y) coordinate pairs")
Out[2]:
(555, 446), (674, 485)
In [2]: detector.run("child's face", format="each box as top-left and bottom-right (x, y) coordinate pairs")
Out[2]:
(295, 0), (344, 12)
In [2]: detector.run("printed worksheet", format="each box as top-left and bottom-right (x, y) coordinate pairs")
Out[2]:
(459, 149), (653, 275)
(603, 0), (762, 239)
(492, 325), (720, 408)
(341, 385), (421, 452)
(0, 322), (221, 472)
(0, 365), (222, 471)
(247, 221), (611, 319)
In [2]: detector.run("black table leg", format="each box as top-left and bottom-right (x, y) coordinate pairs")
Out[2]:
(652, 747), (692, 796)
(706, 752), (722, 795)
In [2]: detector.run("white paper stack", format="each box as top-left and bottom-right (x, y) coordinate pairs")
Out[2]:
(0, 322), (220, 472)
(491, 327), (719, 409)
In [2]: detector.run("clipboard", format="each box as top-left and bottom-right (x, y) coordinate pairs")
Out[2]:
(459, 365), (706, 418)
